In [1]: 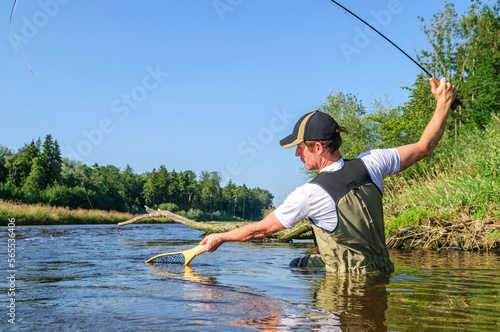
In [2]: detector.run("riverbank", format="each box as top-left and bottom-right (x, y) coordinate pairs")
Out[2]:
(383, 117), (500, 251)
(386, 213), (500, 251)
(383, 169), (500, 251)
(0, 200), (171, 226)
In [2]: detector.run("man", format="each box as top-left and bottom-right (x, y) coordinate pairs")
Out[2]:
(196, 77), (457, 274)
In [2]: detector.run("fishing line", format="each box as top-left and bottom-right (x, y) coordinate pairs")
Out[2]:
(335, 6), (417, 76)
(326, 0), (464, 108)
(9, 2), (60, 129)
(327, 0), (432, 77)
(9, 0), (95, 210)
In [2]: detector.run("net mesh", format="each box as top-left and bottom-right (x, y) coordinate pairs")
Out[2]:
(150, 254), (185, 264)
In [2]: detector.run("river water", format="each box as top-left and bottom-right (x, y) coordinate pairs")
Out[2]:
(3, 224), (500, 331)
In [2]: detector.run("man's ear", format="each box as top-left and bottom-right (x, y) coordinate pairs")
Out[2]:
(315, 141), (324, 154)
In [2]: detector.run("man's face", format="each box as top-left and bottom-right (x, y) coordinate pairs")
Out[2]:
(295, 142), (319, 170)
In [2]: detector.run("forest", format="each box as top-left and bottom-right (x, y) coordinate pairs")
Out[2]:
(0, 135), (273, 222)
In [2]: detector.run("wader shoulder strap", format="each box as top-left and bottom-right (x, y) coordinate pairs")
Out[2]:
(310, 158), (379, 204)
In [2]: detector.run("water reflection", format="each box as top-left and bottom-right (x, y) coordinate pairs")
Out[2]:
(291, 269), (389, 331)
(288, 250), (500, 331)
(387, 250), (500, 331)
(146, 264), (287, 330)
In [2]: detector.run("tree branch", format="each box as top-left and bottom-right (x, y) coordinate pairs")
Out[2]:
(118, 206), (313, 242)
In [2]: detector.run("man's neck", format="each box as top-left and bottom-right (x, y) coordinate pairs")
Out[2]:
(318, 150), (342, 171)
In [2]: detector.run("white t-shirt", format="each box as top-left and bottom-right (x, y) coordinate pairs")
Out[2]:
(275, 148), (401, 232)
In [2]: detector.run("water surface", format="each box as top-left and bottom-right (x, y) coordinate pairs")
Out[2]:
(3, 224), (500, 331)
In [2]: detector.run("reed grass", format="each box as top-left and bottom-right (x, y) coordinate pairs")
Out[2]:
(0, 200), (139, 225)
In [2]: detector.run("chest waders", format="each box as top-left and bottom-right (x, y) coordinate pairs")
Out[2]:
(309, 159), (394, 274)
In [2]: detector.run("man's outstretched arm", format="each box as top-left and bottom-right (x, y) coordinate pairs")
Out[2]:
(195, 211), (287, 255)
(397, 77), (458, 172)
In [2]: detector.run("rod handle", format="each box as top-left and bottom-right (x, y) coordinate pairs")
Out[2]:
(431, 77), (465, 110)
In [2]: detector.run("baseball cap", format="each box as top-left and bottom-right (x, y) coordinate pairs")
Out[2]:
(280, 111), (340, 149)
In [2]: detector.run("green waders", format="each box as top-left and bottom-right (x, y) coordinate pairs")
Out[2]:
(290, 159), (394, 274)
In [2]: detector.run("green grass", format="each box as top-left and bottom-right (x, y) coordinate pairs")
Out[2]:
(384, 116), (500, 237)
(486, 231), (500, 240)
(0, 200), (139, 225)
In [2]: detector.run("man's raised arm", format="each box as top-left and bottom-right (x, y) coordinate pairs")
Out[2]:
(397, 77), (458, 172)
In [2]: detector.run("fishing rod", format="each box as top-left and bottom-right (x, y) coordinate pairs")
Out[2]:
(328, 0), (464, 109)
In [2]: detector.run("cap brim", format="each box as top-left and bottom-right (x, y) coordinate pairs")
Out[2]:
(280, 134), (302, 149)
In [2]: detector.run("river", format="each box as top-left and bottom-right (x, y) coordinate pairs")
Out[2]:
(2, 223), (500, 331)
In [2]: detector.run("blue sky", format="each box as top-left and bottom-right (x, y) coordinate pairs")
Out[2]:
(2, 0), (470, 207)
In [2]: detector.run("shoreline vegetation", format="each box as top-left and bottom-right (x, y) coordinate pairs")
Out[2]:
(0, 200), (172, 226)
(2, 195), (498, 251)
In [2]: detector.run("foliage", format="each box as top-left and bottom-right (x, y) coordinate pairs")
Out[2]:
(418, 0), (500, 130)
(318, 90), (375, 159)
(0, 136), (274, 222)
(40, 134), (62, 187)
(3, 1), (498, 227)
(186, 207), (244, 222)
(155, 202), (179, 213)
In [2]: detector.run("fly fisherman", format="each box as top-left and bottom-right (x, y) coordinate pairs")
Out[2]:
(196, 78), (458, 274)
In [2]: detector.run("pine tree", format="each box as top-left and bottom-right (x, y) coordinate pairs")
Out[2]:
(22, 157), (44, 203)
(19, 140), (41, 184)
(222, 180), (237, 215)
(40, 135), (62, 188)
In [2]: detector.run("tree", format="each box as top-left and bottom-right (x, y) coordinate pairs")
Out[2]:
(247, 187), (273, 221)
(60, 158), (85, 188)
(6, 140), (41, 186)
(365, 0), (500, 180)
(121, 165), (146, 213)
(222, 180), (237, 216)
(0, 136), (276, 220)
(145, 168), (160, 207)
(96, 165), (126, 211)
(418, 1), (500, 133)
(40, 135), (62, 188)
(235, 184), (249, 220)
(168, 169), (179, 204)
(458, 0), (500, 128)
(365, 95), (403, 149)
(21, 157), (44, 203)
(318, 90), (374, 159)
(302, 91), (374, 180)
(197, 171), (222, 212)
(0, 145), (14, 184)
(157, 165), (170, 203)
(179, 170), (197, 211)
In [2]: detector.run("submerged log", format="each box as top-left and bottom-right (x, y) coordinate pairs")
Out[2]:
(118, 206), (313, 242)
